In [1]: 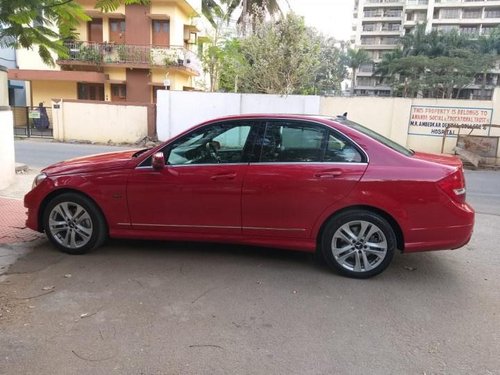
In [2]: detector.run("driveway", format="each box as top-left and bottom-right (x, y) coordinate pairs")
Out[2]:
(0, 215), (498, 374)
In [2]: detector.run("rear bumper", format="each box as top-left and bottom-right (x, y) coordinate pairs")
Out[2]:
(404, 223), (474, 253)
(404, 203), (474, 253)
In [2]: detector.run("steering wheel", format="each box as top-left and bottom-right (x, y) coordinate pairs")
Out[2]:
(206, 141), (221, 163)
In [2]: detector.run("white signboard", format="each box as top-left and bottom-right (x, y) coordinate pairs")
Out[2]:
(28, 110), (41, 119)
(408, 105), (493, 137)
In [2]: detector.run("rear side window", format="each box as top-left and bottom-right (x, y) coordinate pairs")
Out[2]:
(324, 131), (364, 163)
(260, 121), (326, 163)
(258, 121), (365, 163)
(336, 117), (413, 157)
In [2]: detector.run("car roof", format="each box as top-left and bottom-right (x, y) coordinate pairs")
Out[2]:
(201, 113), (339, 123)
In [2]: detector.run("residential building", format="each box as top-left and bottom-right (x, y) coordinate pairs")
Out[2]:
(352, 0), (500, 98)
(8, 0), (205, 106)
(0, 46), (26, 106)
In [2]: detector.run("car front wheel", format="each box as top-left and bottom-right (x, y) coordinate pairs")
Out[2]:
(321, 210), (396, 278)
(43, 193), (107, 255)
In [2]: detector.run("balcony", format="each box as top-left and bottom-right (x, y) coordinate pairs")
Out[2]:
(434, 0), (500, 7)
(406, 0), (428, 5)
(362, 24), (402, 35)
(58, 42), (202, 76)
(364, 0), (404, 7)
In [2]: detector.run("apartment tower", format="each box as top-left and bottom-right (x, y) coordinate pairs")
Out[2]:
(352, 0), (500, 98)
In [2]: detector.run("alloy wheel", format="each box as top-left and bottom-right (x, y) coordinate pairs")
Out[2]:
(48, 202), (93, 249)
(331, 220), (388, 273)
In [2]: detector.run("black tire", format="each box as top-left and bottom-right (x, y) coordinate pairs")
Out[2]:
(320, 210), (396, 279)
(42, 192), (107, 255)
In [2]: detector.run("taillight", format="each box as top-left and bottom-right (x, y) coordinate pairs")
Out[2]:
(437, 169), (466, 204)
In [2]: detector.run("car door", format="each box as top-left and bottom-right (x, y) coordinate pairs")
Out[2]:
(127, 120), (260, 235)
(242, 120), (368, 239)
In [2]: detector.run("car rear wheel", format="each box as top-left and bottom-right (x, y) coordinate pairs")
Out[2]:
(43, 193), (107, 255)
(320, 210), (396, 278)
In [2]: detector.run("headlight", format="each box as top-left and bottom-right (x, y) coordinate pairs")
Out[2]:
(32, 173), (48, 189)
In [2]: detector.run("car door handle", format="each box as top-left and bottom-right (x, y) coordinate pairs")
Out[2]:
(210, 173), (237, 181)
(314, 170), (343, 179)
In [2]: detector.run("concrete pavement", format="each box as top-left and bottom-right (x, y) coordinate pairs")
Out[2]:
(0, 197), (42, 245)
(0, 167), (43, 275)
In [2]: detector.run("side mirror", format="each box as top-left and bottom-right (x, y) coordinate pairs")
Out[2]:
(152, 152), (165, 170)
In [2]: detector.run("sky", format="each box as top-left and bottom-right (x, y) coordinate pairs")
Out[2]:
(281, 0), (354, 41)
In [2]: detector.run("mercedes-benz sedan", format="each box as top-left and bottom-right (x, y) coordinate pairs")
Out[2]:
(24, 114), (474, 278)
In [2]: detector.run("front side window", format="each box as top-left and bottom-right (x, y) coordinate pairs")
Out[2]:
(166, 122), (255, 165)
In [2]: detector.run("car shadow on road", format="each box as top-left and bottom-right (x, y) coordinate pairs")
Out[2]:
(6, 237), (464, 287)
(97, 238), (462, 283)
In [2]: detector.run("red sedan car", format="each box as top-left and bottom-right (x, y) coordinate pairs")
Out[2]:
(24, 114), (474, 278)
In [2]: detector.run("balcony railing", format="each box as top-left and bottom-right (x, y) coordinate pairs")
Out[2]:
(406, 0), (428, 5)
(59, 42), (202, 76)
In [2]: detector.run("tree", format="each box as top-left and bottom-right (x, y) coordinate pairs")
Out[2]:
(313, 36), (346, 95)
(200, 3), (238, 92)
(218, 39), (249, 92)
(343, 48), (371, 96)
(201, 0), (281, 33)
(376, 22), (500, 98)
(377, 52), (494, 99)
(202, 0), (230, 27)
(0, 0), (147, 65)
(388, 55), (428, 97)
(425, 56), (477, 98)
(235, 12), (321, 95)
(374, 49), (402, 87)
(204, 11), (345, 95)
(401, 23), (431, 56)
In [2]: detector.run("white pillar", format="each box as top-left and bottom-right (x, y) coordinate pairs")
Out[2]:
(0, 66), (15, 190)
(51, 99), (65, 141)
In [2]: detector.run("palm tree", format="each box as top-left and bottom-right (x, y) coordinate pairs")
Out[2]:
(344, 48), (372, 96)
(374, 50), (402, 88)
(202, 0), (281, 30)
(202, 0), (225, 27)
(401, 22), (430, 56)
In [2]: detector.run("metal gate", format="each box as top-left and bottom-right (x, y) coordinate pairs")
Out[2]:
(13, 106), (54, 138)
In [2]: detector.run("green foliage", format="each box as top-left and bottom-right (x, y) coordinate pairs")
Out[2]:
(218, 39), (249, 92)
(377, 23), (500, 98)
(95, 0), (150, 12)
(78, 44), (102, 64)
(313, 37), (347, 95)
(244, 13), (343, 94)
(0, 0), (145, 66)
(202, 0), (281, 29)
(0, 0), (90, 65)
(238, 12), (322, 94)
(343, 48), (372, 95)
(203, 11), (346, 95)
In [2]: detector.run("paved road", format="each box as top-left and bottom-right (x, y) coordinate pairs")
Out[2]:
(14, 139), (131, 169)
(464, 169), (500, 216)
(0, 139), (498, 374)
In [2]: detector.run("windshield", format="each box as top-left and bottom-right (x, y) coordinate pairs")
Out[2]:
(132, 148), (151, 158)
(335, 118), (414, 157)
